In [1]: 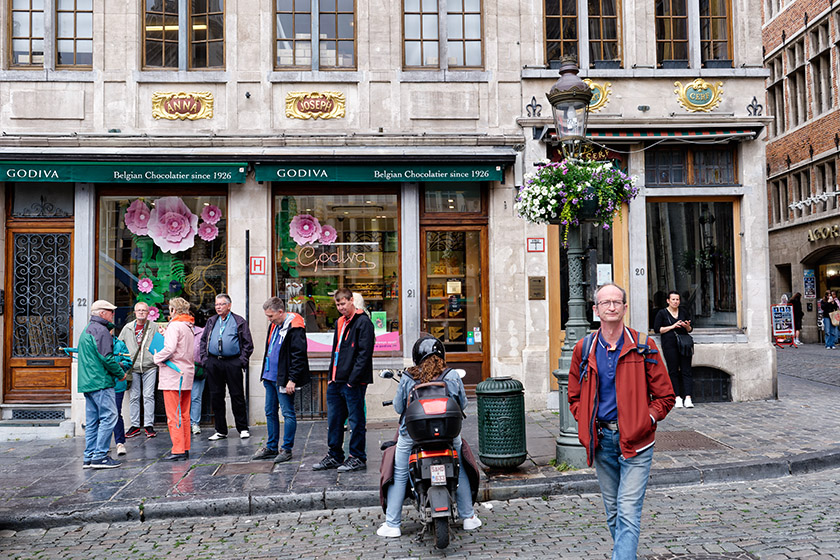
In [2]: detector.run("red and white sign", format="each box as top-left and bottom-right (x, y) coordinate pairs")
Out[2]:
(527, 238), (545, 252)
(249, 256), (266, 275)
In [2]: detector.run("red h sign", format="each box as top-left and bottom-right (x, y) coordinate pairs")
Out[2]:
(250, 256), (266, 275)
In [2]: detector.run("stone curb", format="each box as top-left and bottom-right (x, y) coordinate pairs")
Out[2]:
(4, 449), (840, 530)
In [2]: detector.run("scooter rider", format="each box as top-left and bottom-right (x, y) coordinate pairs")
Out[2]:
(376, 334), (482, 538)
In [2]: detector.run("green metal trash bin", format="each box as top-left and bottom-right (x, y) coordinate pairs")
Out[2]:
(475, 376), (526, 469)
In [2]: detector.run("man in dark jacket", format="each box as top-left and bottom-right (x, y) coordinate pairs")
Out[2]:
(252, 297), (310, 463)
(199, 294), (255, 440)
(79, 300), (125, 469)
(312, 288), (374, 472)
(568, 283), (675, 560)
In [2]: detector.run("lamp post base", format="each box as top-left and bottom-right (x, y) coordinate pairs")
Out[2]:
(555, 434), (588, 469)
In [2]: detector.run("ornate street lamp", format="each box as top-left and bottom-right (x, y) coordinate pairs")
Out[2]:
(546, 56), (593, 161)
(548, 56), (593, 468)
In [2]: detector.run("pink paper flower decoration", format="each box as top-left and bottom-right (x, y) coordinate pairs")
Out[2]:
(137, 278), (154, 294)
(198, 222), (219, 242)
(201, 204), (222, 224)
(147, 307), (160, 321)
(147, 196), (199, 253)
(124, 199), (151, 235)
(289, 214), (322, 246)
(319, 224), (338, 245)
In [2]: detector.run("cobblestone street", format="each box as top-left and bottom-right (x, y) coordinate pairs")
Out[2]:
(3, 465), (840, 559)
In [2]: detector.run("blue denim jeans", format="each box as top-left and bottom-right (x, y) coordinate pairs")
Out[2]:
(84, 388), (118, 461)
(384, 434), (474, 528)
(190, 376), (206, 427)
(593, 427), (654, 560)
(326, 382), (367, 462)
(824, 317), (837, 348)
(264, 380), (297, 451)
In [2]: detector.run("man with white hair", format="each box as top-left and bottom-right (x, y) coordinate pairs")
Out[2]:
(78, 300), (126, 469)
(118, 301), (158, 439)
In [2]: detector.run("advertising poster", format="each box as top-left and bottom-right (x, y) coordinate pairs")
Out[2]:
(771, 305), (795, 346)
(804, 269), (816, 299)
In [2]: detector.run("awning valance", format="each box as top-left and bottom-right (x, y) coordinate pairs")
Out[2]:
(0, 161), (248, 183)
(254, 163), (505, 183)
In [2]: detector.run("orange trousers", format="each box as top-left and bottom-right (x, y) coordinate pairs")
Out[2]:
(163, 390), (192, 454)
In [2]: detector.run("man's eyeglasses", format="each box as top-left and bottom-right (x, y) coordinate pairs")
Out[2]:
(596, 300), (625, 308)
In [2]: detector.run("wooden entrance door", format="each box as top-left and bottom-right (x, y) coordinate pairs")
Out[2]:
(3, 226), (73, 402)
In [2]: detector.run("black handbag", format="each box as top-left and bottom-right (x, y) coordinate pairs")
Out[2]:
(676, 332), (694, 357)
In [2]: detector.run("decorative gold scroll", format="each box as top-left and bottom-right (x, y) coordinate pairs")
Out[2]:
(674, 79), (724, 112)
(285, 91), (346, 120)
(583, 79), (611, 113)
(152, 92), (214, 120)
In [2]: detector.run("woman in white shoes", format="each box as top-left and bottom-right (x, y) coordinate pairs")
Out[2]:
(376, 335), (481, 538)
(653, 291), (694, 409)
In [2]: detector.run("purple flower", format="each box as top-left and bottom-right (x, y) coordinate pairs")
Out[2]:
(147, 196), (199, 254)
(148, 307), (160, 321)
(201, 204), (222, 224)
(289, 214), (322, 246)
(198, 222), (219, 242)
(137, 278), (154, 294)
(124, 199), (151, 235)
(319, 225), (338, 245)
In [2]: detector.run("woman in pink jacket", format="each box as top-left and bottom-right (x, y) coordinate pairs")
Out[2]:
(154, 297), (195, 461)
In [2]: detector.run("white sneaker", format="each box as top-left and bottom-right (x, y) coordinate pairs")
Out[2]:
(240, 430), (250, 439)
(116, 443), (127, 456)
(208, 432), (227, 441)
(191, 424), (201, 435)
(684, 396), (694, 408)
(463, 514), (482, 531)
(794, 339), (801, 346)
(376, 523), (401, 537)
(674, 396), (684, 408)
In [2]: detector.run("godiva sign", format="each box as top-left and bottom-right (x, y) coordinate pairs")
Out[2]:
(255, 163), (504, 182)
(0, 162), (247, 183)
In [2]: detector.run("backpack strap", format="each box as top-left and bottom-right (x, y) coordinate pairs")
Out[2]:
(632, 329), (660, 365)
(577, 333), (595, 380)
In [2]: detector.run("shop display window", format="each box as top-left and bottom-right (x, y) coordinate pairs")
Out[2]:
(423, 183), (482, 213)
(98, 193), (227, 327)
(274, 193), (400, 353)
(647, 201), (737, 328)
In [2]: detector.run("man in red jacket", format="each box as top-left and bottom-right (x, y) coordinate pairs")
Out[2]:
(568, 283), (675, 560)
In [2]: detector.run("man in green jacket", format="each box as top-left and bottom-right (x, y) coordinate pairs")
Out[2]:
(79, 300), (125, 469)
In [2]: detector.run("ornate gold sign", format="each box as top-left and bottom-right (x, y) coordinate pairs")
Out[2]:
(583, 79), (611, 113)
(674, 79), (724, 112)
(152, 92), (214, 120)
(285, 92), (346, 120)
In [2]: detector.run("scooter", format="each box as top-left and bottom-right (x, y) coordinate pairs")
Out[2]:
(380, 368), (468, 549)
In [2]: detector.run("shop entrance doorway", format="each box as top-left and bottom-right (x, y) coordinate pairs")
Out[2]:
(3, 225), (74, 402)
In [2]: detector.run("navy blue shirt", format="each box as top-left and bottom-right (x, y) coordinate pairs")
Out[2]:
(595, 331), (624, 422)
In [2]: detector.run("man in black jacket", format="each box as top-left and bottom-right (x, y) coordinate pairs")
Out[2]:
(199, 294), (255, 440)
(312, 288), (374, 472)
(252, 297), (310, 463)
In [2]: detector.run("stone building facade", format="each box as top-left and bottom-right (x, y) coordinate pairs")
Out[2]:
(0, 0), (773, 437)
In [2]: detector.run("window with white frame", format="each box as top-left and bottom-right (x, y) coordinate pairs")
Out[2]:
(403, 0), (483, 69)
(786, 38), (807, 128)
(770, 179), (782, 225)
(810, 20), (832, 116)
(791, 170), (811, 219)
(275, 0), (355, 69)
(766, 54), (785, 136)
(9, 0), (92, 69)
(815, 160), (838, 213)
(765, 0), (780, 20)
(143, 0), (225, 70)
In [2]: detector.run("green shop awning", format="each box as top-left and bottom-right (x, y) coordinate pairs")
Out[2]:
(254, 163), (505, 183)
(0, 161), (248, 183)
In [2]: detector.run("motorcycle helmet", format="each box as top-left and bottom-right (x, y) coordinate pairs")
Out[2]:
(412, 333), (445, 366)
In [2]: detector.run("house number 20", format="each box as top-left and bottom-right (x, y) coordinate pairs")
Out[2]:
(635, 268), (645, 276)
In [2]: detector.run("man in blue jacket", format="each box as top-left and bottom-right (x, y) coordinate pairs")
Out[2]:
(78, 300), (125, 469)
(312, 288), (374, 472)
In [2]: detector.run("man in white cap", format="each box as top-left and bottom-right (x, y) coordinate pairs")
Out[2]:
(78, 300), (125, 469)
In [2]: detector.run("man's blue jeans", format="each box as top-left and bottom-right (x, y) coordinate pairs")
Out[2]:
(190, 376), (206, 427)
(326, 382), (366, 462)
(384, 434), (474, 528)
(84, 388), (118, 461)
(824, 317), (837, 348)
(264, 380), (297, 451)
(593, 427), (654, 560)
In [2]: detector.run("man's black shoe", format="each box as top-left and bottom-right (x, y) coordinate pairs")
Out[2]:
(145, 426), (157, 438)
(251, 447), (279, 461)
(125, 426), (142, 438)
(337, 456), (366, 472)
(312, 455), (342, 471)
(162, 452), (188, 461)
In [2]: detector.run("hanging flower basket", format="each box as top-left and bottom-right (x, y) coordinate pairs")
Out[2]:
(515, 159), (639, 246)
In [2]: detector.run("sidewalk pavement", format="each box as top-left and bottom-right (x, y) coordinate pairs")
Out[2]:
(1, 343), (839, 530)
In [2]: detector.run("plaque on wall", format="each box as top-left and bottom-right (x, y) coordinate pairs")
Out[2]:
(285, 92), (346, 120)
(674, 79), (723, 113)
(152, 92), (214, 120)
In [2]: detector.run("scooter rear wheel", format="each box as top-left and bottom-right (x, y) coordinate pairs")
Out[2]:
(433, 518), (449, 549)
